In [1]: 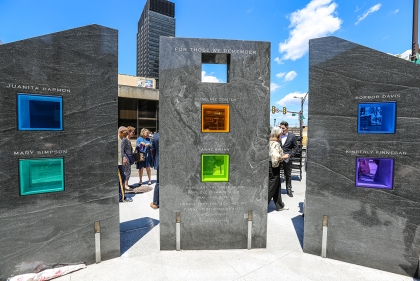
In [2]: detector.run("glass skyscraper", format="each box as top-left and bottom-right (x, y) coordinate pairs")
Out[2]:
(137, 0), (175, 86)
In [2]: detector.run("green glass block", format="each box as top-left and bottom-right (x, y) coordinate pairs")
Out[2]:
(201, 154), (229, 182)
(19, 158), (65, 195)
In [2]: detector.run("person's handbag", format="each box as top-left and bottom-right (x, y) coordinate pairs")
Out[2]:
(134, 147), (146, 162)
(133, 150), (141, 162)
(126, 154), (135, 165)
(139, 152), (146, 162)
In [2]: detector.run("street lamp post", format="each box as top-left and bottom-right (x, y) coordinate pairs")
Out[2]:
(293, 93), (308, 139)
(274, 118), (276, 127)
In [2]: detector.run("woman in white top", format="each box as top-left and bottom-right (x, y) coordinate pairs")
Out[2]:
(269, 127), (290, 211)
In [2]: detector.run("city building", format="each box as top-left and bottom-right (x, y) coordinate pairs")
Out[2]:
(118, 74), (159, 134)
(136, 0), (175, 87)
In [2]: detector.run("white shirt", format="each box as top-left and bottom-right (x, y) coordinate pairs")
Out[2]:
(281, 133), (288, 146)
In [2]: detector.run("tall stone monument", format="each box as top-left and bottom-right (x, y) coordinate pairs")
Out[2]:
(305, 36), (420, 277)
(0, 25), (119, 279)
(159, 37), (270, 250)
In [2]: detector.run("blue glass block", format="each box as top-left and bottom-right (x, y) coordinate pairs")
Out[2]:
(201, 154), (229, 182)
(19, 158), (65, 195)
(17, 93), (63, 130)
(358, 102), (396, 134)
(355, 157), (394, 190)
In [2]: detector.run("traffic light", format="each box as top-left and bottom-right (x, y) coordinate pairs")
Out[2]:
(283, 107), (287, 115)
(272, 106), (275, 114)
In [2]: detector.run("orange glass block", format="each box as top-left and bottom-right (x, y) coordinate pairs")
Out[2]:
(202, 104), (230, 132)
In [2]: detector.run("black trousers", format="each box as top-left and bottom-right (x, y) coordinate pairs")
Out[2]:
(118, 165), (126, 202)
(268, 161), (284, 210)
(280, 160), (292, 191)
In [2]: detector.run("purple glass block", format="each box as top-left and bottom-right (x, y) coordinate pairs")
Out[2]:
(355, 158), (394, 189)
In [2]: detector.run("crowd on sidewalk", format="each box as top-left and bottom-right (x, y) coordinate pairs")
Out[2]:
(118, 126), (159, 208)
(117, 120), (298, 213)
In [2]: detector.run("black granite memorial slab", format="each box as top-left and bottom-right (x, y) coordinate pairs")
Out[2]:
(0, 25), (119, 279)
(159, 37), (270, 250)
(305, 36), (420, 277)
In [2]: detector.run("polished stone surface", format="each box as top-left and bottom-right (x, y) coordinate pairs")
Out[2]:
(0, 25), (119, 279)
(159, 37), (270, 250)
(305, 36), (420, 277)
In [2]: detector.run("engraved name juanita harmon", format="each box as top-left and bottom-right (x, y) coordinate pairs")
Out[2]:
(6, 84), (70, 93)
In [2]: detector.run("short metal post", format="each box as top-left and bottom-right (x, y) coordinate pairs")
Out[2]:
(94, 221), (101, 263)
(247, 211), (253, 250)
(176, 212), (181, 251)
(321, 215), (328, 258)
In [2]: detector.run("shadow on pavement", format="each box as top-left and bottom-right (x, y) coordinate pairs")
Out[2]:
(120, 217), (159, 255)
(291, 214), (304, 249)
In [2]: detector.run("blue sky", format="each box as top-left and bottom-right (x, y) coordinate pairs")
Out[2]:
(0, 0), (413, 127)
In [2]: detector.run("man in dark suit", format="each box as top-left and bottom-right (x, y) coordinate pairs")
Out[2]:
(279, 121), (298, 197)
(150, 132), (159, 209)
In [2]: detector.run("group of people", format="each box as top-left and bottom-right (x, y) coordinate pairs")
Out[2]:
(117, 126), (159, 209)
(268, 121), (298, 211)
(117, 121), (296, 211)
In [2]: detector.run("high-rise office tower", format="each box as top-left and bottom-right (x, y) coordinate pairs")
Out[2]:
(137, 0), (175, 86)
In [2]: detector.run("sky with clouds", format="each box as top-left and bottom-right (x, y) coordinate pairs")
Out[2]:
(0, 0), (414, 127)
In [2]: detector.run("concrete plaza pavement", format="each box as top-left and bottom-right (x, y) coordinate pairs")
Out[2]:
(55, 167), (418, 281)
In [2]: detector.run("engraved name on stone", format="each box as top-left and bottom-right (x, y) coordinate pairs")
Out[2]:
(174, 47), (257, 55)
(200, 147), (229, 152)
(345, 150), (407, 155)
(195, 97), (237, 102)
(5, 83), (70, 93)
(355, 94), (400, 100)
(14, 150), (68, 156)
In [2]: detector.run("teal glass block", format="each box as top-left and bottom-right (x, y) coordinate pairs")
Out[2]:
(201, 154), (229, 182)
(19, 158), (65, 195)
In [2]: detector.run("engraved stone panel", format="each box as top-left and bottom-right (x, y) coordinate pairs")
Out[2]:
(0, 25), (119, 279)
(159, 37), (270, 250)
(305, 36), (420, 277)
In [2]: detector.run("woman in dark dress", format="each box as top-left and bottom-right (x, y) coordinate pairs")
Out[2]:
(121, 127), (135, 190)
(136, 128), (152, 185)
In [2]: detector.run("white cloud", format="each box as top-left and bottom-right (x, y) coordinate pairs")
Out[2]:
(201, 71), (221, 83)
(276, 72), (286, 78)
(355, 4), (381, 25)
(270, 83), (281, 92)
(278, 0), (342, 61)
(274, 57), (283, 64)
(276, 92), (307, 107)
(284, 70), (298, 81)
(393, 9), (399, 14)
(395, 49), (411, 60)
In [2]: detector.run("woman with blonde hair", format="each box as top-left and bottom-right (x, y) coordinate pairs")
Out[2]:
(269, 126), (289, 211)
(136, 128), (153, 185)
